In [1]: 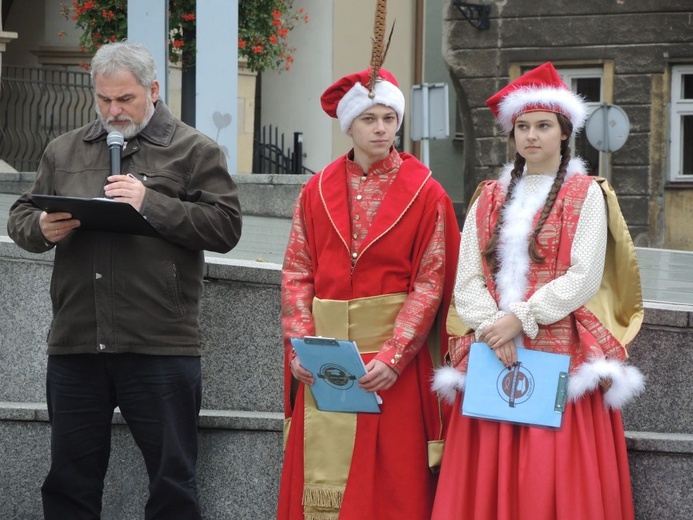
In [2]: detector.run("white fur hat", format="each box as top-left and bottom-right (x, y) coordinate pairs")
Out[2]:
(486, 62), (588, 134)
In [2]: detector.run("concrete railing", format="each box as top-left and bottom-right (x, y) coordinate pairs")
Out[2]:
(0, 171), (312, 219)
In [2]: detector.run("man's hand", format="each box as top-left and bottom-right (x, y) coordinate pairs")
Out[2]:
(359, 359), (398, 392)
(39, 211), (80, 244)
(290, 356), (315, 386)
(104, 174), (146, 211)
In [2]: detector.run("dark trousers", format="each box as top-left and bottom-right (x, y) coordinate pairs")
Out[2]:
(41, 353), (202, 520)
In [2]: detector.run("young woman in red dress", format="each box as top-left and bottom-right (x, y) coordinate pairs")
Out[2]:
(432, 62), (645, 520)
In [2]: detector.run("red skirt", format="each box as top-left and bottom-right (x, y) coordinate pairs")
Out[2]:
(432, 390), (634, 520)
(277, 352), (437, 520)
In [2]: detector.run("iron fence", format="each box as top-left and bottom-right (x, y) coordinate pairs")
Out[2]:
(0, 66), (93, 172)
(253, 125), (313, 175)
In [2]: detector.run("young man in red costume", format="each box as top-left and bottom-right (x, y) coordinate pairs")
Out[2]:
(277, 68), (460, 519)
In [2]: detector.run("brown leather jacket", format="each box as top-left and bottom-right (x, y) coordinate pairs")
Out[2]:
(8, 101), (242, 356)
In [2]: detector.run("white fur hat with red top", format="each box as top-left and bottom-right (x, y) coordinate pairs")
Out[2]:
(320, 68), (405, 134)
(486, 62), (588, 134)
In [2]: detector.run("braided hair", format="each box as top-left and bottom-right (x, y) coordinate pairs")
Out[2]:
(482, 113), (574, 271)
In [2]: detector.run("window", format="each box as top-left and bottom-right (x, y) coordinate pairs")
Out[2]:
(670, 65), (693, 182)
(557, 68), (604, 176)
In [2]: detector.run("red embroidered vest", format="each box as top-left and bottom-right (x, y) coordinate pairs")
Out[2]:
(450, 174), (628, 373)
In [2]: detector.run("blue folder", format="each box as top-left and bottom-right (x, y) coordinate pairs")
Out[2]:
(462, 342), (570, 428)
(291, 336), (381, 414)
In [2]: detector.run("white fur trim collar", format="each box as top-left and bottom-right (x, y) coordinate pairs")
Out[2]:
(494, 157), (588, 311)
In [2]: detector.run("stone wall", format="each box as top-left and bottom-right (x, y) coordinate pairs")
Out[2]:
(442, 0), (693, 249)
(1, 237), (693, 518)
(0, 238), (284, 519)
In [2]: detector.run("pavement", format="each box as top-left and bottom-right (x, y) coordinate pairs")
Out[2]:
(2, 192), (693, 307)
(0, 193), (292, 265)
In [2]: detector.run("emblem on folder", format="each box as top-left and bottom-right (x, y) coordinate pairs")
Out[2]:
(318, 363), (357, 390)
(497, 363), (535, 407)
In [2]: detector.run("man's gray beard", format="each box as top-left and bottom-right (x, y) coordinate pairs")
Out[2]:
(97, 98), (156, 139)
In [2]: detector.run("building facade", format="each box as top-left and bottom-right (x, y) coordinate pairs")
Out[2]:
(442, 0), (693, 249)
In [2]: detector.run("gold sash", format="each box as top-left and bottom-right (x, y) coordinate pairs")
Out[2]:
(302, 293), (407, 519)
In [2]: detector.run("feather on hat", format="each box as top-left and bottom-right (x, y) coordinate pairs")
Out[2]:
(319, 0), (403, 134)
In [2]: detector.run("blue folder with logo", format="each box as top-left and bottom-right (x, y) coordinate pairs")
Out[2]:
(462, 342), (570, 429)
(291, 336), (382, 414)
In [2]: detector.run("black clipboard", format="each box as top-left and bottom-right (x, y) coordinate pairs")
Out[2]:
(31, 194), (159, 237)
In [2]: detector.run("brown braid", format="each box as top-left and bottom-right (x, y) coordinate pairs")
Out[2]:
(482, 152), (526, 271)
(527, 139), (571, 263)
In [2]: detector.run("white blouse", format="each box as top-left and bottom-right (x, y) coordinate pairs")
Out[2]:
(453, 174), (608, 340)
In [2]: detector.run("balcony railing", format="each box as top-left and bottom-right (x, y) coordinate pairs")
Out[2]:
(0, 66), (93, 172)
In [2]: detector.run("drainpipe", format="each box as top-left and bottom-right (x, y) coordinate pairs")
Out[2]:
(413, 0), (425, 159)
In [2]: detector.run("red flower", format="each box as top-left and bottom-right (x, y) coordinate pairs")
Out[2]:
(238, 38), (247, 49)
(182, 13), (195, 21)
(172, 39), (185, 48)
(269, 35), (278, 45)
(252, 45), (264, 54)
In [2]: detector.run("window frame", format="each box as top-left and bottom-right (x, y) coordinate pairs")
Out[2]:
(669, 64), (693, 182)
(556, 67), (604, 176)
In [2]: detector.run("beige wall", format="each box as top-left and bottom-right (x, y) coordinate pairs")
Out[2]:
(332, 0), (416, 156)
(260, 0), (335, 172)
(664, 190), (693, 251)
(236, 64), (257, 174)
(247, 0), (420, 172)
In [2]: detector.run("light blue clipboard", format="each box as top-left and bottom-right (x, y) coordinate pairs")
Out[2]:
(462, 342), (570, 429)
(291, 336), (382, 414)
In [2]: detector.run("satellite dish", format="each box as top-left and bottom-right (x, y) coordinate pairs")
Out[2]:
(585, 104), (630, 153)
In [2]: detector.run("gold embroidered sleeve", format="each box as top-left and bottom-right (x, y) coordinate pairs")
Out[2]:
(281, 193), (316, 360)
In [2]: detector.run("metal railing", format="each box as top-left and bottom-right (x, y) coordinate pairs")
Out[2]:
(0, 66), (93, 172)
(253, 125), (313, 175)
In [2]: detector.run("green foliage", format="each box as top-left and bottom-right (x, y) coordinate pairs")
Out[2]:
(60, 0), (308, 72)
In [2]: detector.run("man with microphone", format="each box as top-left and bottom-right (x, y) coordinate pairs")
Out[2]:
(7, 41), (242, 519)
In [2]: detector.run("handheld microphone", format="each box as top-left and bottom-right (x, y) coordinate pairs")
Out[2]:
(107, 131), (124, 176)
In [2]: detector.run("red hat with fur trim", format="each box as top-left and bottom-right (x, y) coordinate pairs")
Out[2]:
(486, 62), (587, 134)
(321, 68), (405, 134)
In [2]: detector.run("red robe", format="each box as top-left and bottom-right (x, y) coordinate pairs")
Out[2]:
(278, 151), (460, 519)
(433, 173), (640, 520)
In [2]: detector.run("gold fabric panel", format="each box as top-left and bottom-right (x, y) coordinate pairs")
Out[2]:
(585, 180), (644, 350)
(302, 293), (407, 517)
